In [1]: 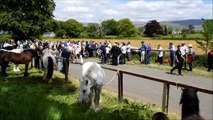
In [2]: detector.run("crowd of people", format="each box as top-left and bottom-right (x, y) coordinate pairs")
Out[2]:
(0, 39), (212, 75)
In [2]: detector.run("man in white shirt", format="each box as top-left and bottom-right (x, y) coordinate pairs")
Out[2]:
(180, 42), (188, 68)
(121, 42), (127, 64)
(168, 43), (176, 67)
(126, 42), (132, 61)
(156, 44), (163, 64)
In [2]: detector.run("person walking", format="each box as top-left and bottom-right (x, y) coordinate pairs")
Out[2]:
(187, 44), (195, 71)
(171, 45), (184, 76)
(168, 43), (176, 67)
(140, 41), (147, 63)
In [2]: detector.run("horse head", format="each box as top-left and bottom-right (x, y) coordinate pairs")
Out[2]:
(180, 88), (201, 119)
(78, 77), (93, 105)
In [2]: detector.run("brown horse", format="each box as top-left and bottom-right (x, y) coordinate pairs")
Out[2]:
(0, 49), (38, 77)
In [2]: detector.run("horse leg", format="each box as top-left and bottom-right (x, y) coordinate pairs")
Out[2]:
(16, 64), (20, 71)
(13, 64), (17, 72)
(1, 63), (8, 76)
(43, 70), (46, 81)
(24, 64), (29, 77)
(90, 89), (95, 110)
(94, 87), (102, 111)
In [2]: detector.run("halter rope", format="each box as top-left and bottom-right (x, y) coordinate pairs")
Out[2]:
(103, 69), (120, 86)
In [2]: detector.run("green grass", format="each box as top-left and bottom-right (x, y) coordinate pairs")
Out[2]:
(0, 65), (179, 120)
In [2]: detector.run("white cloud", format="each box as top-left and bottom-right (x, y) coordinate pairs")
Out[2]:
(53, 0), (212, 22)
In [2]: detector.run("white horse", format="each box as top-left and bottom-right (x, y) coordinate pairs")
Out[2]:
(78, 62), (105, 111)
(42, 48), (56, 83)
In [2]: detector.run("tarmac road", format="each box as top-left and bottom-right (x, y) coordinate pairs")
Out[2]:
(64, 59), (213, 119)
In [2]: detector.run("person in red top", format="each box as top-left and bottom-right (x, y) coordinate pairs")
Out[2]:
(187, 44), (195, 71)
(207, 49), (213, 72)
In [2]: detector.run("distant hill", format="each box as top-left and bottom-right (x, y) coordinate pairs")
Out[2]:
(170, 19), (202, 26)
(132, 19), (203, 30)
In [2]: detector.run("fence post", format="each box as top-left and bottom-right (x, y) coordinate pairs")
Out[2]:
(118, 71), (123, 101)
(64, 58), (69, 82)
(162, 83), (170, 113)
(163, 51), (165, 65)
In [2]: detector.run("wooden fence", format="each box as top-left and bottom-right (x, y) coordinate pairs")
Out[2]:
(101, 66), (213, 113)
(37, 55), (211, 113)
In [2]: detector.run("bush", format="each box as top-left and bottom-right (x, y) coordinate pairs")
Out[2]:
(193, 54), (208, 68)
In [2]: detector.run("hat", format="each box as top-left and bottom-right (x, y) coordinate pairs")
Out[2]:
(188, 44), (192, 47)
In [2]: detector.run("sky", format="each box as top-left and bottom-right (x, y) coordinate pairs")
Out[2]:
(53, 0), (213, 22)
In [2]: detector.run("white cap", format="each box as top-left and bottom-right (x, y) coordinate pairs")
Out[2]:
(188, 44), (192, 47)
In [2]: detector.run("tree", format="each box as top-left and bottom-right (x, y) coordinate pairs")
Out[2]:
(163, 25), (168, 35)
(137, 27), (144, 35)
(86, 23), (100, 38)
(101, 19), (118, 36)
(61, 19), (83, 38)
(196, 19), (213, 54)
(0, 0), (55, 41)
(181, 28), (189, 39)
(117, 18), (136, 37)
(143, 20), (163, 37)
(168, 27), (173, 34)
(188, 24), (195, 34)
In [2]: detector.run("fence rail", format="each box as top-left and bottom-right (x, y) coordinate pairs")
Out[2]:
(101, 66), (213, 113)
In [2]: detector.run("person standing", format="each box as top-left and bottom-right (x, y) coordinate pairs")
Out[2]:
(168, 43), (176, 67)
(187, 44), (195, 71)
(121, 42), (127, 64)
(126, 42), (132, 61)
(171, 45), (184, 75)
(156, 44), (163, 64)
(61, 47), (71, 73)
(140, 41), (147, 63)
(207, 50), (213, 72)
(180, 42), (188, 69)
(146, 43), (152, 64)
(100, 43), (106, 64)
(111, 42), (120, 66)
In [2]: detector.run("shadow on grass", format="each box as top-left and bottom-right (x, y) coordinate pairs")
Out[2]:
(0, 68), (154, 120)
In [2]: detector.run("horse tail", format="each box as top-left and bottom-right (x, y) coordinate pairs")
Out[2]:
(47, 56), (54, 79)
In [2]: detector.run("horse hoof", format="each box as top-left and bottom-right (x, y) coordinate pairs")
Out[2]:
(24, 73), (29, 77)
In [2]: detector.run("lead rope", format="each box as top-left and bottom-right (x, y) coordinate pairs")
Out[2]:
(103, 69), (120, 86)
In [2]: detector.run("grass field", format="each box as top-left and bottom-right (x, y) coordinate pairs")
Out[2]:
(0, 65), (180, 120)
(46, 38), (205, 55)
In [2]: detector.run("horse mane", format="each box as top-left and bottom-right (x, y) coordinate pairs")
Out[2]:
(180, 88), (204, 120)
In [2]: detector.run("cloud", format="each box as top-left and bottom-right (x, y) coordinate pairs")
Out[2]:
(53, 0), (212, 22)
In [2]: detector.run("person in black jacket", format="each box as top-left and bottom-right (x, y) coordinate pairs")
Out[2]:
(111, 42), (120, 66)
(61, 47), (71, 73)
(100, 43), (106, 64)
(171, 45), (184, 75)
